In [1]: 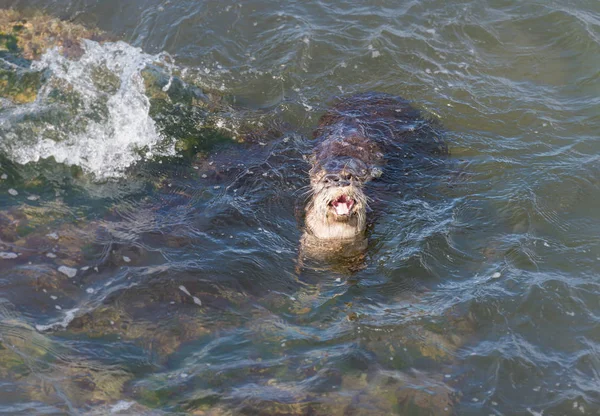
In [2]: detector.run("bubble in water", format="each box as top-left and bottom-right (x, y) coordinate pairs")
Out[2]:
(58, 265), (77, 278)
(110, 401), (134, 413)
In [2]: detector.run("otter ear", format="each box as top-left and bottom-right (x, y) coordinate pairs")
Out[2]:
(370, 167), (383, 179)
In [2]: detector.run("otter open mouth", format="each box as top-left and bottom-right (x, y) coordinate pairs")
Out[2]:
(330, 195), (355, 216)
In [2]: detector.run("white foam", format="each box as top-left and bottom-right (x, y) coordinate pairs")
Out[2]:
(58, 265), (77, 278)
(179, 285), (191, 296)
(35, 307), (79, 332)
(1, 40), (176, 179)
(110, 400), (135, 413)
(179, 285), (202, 306)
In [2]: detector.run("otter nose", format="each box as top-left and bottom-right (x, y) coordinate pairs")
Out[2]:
(322, 173), (351, 187)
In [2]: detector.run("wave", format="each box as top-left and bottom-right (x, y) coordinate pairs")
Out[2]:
(0, 40), (177, 179)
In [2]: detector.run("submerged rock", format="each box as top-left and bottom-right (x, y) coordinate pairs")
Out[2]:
(66, 291), (212, 357)
(0, 68), (42, 104)
(0, 9), (109, 61)
(190, 369), (454, 416)
(141, 66), (240, 160)
(0, 203), (100, 266)
(0, 11), (241, 178)
(0, 9), (110, 104)
(0, 316), (136, 410)
(0, 9), (271, 181)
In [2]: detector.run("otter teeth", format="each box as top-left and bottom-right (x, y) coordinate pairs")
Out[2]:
(332, 195), (354, 215)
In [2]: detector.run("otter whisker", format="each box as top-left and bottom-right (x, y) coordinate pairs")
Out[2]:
(293, 185), (313, 196)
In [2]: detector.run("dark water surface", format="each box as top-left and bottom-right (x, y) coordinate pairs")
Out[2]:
(1, 0), (600, 414)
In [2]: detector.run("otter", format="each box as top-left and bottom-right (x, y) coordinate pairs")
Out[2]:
(300, 92), (447, 267)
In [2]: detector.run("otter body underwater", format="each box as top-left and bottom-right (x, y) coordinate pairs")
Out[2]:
(301, 92), (448, 264)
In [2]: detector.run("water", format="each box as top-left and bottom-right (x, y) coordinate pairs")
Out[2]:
(2, 40), (176, 178)
(0, 0), (599, 414)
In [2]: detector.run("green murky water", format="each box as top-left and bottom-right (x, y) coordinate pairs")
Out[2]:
(0, 1), (599, 414)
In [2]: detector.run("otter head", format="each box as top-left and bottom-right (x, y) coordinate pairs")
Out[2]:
(305, 156), (370, 240)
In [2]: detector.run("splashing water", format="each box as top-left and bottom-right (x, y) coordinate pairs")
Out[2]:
(0, 40), (176, 179)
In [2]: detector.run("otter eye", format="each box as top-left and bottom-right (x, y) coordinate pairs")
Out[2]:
(342, 173), (352, 181)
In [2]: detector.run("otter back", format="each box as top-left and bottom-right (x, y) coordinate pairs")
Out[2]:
(313, 92), (447, 164)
